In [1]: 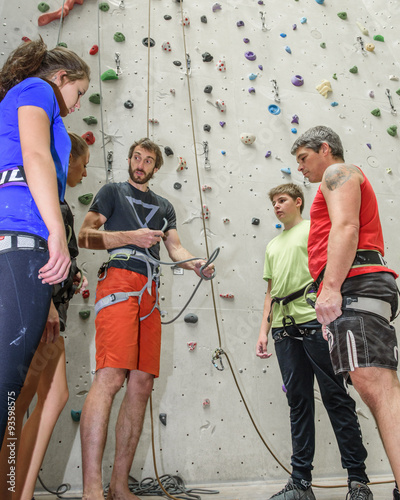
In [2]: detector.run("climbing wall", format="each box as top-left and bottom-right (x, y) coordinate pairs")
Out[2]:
(1, 0), (400, 493)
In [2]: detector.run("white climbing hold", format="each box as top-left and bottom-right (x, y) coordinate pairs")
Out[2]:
(240, 133), (256, 145)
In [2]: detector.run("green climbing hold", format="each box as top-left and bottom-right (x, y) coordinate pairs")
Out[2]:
(38, 2), (50, 12)
(79, 310), (91, 320)
(349, 66), (358, 74)
(83, 116), (98, 125)
(89, 93), (101, 104)
(373, 35), (384, 42)
(320, 42), (326, 49)
(337, 12), (347, 20)
(57, 42), (68, 48)
(332, 73), (337, 80)
(387, 125), (397, 137)
(101, 69), (119, 81)
(371, 108), (381, 117)
(396, 88), (400, 96)
(99, 2), (110, 11)
(78, 193), (94, 205)
(71, 410), (81, 422)
(114, 32), (125, 42)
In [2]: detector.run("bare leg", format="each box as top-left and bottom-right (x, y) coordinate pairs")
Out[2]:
(0, 338), (64, 500)
(107, 370), (154, 500)
(350, 366), (400, 483)
(81, 367), (126, 500)
(15, 337), (68, 500)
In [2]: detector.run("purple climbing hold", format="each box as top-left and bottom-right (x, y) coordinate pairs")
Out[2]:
(237, 20), (245, 27)
(258, 0), (264, 4)
(212, 2), (222, 12)
(291, 115), (299, 124)
(219, 121), (226, 127)
(248, 87), (256, 93)
(245, 51), (256, 61)
(291, 75), (304, 86)
(293, 24), (297, 30)
(258, 64), (263, 71)
(265, 150), (272, 158)
(366, 143), (372, 149)
(243, 37), (250, 43)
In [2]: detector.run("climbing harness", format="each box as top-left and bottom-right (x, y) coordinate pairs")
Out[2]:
(305, 249), (396, 322)
(0, 166), (27, 189)
(0, 233), (47, 254)
(94, 217), (219, 323)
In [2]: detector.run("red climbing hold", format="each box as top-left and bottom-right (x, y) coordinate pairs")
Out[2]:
(89, 44), (98, 55)
(82, 131), (95, 145)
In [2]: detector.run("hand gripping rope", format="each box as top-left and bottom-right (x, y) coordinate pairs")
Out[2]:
(94, 218), (219, 324)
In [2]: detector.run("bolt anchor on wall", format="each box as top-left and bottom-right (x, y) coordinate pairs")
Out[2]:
(386, 89), (397, 116)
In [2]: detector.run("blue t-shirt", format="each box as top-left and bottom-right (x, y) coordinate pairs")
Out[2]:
(0, 77), (71, 239)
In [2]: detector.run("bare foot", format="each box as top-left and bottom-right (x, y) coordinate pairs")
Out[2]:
(106, 485), (140, 500)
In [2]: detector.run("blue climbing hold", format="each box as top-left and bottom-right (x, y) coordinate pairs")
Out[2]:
(281, 167), (291, 174)
(285, 46), (292, 54)
(268, 104), (281, 115)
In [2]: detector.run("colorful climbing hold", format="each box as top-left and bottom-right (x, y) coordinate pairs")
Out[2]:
(240, 133), (256, 145)
(300, 17), (307, 24)
(337, 12), (347, 20)
(281, 167), (291, 174)
(248, 72), (258, 80)
(79, 310), (90, 320)
(162, 41), (172, 52)
(82, 290), (90, 299)
(216, 59), (226, 71)
(320, 42), (326, 49)
(291, 75), (304, 86)
(291, 128), (297, 134)
(219, 121), (226, 127)
(202, 52), (213, 62)
(316, 80), (332, 98)
(237, 20), (245, 27)
(57, 42), (67, 48)
(78, 193), (94, 205)
(387, 125), (397, 137)
(365, 43), (375, 52)
(332, 73), (338, 80)
(349, 66), (358, 74)
(82, 132), (95, 145)
(38, 2), (50, 13)
(243, 38), (250, 44)
(373, 35), (384, 42)
(83, 116), (98, 125)
(248, 87), (256, 93)
(89, 44), (98, 55)
(212, 2), (222, 12)
(265, 151), (272, 158)
(268, 104), (281, 115)
(330, 102), (339, 107)
(371, 108), (381, 117)
(114, 32), (125, 42)
(184, 313), (198, 324)
(71, 410), (81, 422)
(99, 2), (110, 11)
(291, 115), (299, 124)
(142, 37), (154, 47)
(285, 46), (292, 54)
(101, 69), (118, 81)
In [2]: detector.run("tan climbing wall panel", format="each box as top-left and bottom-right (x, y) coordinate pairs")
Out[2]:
(1, 0), (399, 493)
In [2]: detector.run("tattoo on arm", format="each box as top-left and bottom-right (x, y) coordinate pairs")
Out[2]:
(324, 165), (358, 191)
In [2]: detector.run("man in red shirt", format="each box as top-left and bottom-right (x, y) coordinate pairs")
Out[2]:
(291, 125), (400, 500)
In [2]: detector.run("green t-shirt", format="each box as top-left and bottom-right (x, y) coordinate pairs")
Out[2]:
(263, 219), (316, 328)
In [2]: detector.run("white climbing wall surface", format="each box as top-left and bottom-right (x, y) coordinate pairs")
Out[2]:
(1, 0), (400, 493)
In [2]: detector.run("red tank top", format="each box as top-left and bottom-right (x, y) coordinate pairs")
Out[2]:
(308, 167), (397, 280)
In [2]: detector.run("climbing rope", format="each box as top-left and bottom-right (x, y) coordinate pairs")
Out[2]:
(56, 0), (67, 46)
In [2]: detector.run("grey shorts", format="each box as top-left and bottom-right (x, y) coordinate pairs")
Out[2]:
(326, 272), (398, 377)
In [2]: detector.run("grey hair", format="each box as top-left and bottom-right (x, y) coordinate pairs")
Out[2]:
(290, 125), (345, 160)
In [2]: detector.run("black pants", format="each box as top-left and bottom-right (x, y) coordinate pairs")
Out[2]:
(272, 319), (368, 483)
(0, 248), (52, 447)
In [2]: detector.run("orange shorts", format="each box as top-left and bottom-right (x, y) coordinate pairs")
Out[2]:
(94, 267), (161, 377)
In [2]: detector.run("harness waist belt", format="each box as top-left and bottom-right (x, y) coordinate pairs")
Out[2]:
(352, 250), (386, 267)
(94, 291), (142, 316)
(0, 167), (27, 189)
(0, 233), (47, 254)
(342, 296), (392, 322)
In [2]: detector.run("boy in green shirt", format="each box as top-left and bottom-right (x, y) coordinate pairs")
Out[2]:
(257, 183), (372, 500)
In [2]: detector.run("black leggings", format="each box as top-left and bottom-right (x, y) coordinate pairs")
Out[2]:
(0, 248), (52, 447)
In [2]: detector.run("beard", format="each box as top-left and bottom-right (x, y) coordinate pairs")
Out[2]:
(129, 164), (155, 184)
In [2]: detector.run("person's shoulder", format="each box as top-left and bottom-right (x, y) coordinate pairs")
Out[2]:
(148, 188), (173, 206)
(18, 77), (53, 94)
(323, 162), (363, 191)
